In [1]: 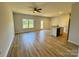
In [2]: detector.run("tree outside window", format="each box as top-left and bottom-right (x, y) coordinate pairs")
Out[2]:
(22, 19), (34, 29)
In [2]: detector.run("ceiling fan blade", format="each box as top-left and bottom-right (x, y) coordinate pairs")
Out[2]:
(37, 10), (41, 13)
(33, 10), (41, 13)
(38, 8), (42, 10)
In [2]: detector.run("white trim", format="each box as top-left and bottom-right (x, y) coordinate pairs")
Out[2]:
(68, 40), (79, 57)
(68, 40), (79, 46)
(78, 47), (79, 57)
(4, 34), (14, 57)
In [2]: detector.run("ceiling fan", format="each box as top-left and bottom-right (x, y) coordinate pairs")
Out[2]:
(33, 7), (42, 13)
(27, 3), (42, 13)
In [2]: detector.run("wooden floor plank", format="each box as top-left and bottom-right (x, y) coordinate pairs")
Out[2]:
(7, 30), (78, 57)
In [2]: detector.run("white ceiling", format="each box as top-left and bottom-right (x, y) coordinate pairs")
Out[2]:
(6, 2), (74, 17)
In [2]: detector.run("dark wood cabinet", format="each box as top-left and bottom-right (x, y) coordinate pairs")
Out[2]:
(50, 27), (64, 37)
(57, 27), (64, 36)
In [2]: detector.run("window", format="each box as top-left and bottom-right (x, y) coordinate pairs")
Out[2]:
(29, 19), (34, 28)
(22, 19), (28, 28)
(22, 19), (34, 29)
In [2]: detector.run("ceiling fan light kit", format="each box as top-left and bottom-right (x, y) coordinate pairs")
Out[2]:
(33, 7), (42, 13)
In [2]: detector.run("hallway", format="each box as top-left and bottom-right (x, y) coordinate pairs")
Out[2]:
(8, 30), (78, 57)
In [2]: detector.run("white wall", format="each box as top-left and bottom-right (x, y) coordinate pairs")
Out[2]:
(0, 3), (50, 56)
(68, 3), (79, 45)
(0, 3), (14, 57)
(51, 14), (70, 33)
(13, 13), (50, 33)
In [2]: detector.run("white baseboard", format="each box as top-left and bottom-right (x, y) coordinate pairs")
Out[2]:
(4, 34), (14, 57)
(68, 40), (79, 57)
(68, 40), (79, 46)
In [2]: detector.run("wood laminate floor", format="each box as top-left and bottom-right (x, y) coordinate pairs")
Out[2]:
(7, 30), (78, 57)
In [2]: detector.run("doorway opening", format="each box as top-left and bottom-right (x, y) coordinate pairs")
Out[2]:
(40, 20), (44, 29)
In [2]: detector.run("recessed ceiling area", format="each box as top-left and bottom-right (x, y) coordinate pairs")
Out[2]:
(6, 2), (74, 17)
